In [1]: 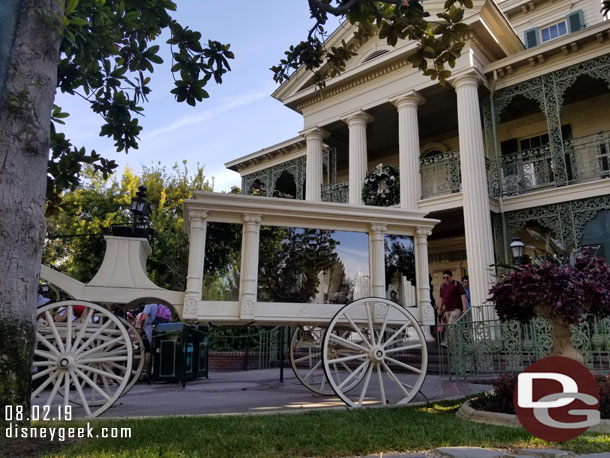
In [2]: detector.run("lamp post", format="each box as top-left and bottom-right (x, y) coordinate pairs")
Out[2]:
(510, 237), (526, 266)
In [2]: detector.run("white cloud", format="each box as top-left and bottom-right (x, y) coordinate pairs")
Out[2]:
(146, 90), (269, 139)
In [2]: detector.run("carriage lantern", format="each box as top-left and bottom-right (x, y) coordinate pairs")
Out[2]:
(130, 186), (152, 235)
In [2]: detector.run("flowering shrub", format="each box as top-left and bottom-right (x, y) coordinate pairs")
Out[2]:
(362, 163), (400, 207)
(489, 256), (610, 325)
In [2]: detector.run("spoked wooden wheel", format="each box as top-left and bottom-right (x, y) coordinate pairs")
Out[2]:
(64, 317), (144, 408)
(290, 326), (365, 395)
(32, 301), (133, 417)
(322, 298), (428, 408)
(119, 317), (145, 396)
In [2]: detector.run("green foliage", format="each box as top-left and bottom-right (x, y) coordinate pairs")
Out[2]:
(271, 0), (471, 88)
(258, 227), (339, 302)
(48, 0), (233, 213)
(207, 325), (271, 352)
(385, 235), (416, 287)
(44, 162), (212, 290)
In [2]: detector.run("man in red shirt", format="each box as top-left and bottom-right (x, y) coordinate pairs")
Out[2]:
(439, 269), (467, 325)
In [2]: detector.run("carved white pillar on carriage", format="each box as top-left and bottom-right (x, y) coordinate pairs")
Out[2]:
(301, 127), (329, 202)
(239, 214), (262, 319)
(369, 224), (387, 297)
(452, 71), (495, 312)
(392, 91), (424, 209)
(184, 210), (208, 318)
(414, 227), (435, 331)
(343, 110), (374, 205)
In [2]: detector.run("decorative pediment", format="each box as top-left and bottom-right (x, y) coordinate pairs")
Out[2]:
(272, 0), (523, 109)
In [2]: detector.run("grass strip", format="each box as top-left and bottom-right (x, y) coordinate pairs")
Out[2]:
(2, 400), (608, 457)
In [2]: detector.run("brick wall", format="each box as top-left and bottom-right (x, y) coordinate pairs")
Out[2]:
(207, 351), (261, 372)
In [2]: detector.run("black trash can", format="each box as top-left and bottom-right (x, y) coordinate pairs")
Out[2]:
(153, 323), (208, 386)
(195, 325), (209, 380)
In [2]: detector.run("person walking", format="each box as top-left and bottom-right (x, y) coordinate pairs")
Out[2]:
(461, 275), (471, 311)
(439, 270), (467, 347)
(440, 270), (467, 324)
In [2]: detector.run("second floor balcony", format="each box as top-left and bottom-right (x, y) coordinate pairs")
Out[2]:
(497, 131), (610, 196)
(248, 131), (610, 206)
(417, 131), (610, 202)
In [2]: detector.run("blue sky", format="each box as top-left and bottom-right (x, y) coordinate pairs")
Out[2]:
(55, 2), (341, 191)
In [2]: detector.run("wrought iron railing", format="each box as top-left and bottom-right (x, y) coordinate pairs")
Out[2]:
(492, 131), (610, 197)
(321, 180), (348, 204)
(420, 151), (461, 199)
(565, 131), (610, 183)
(320, 132), (609, 203)
(436, 305), (610, 379)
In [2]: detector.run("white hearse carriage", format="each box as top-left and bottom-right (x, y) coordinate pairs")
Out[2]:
(35, 192), (438, 417)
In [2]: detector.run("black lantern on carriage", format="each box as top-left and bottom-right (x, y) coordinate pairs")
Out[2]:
(130, 186), (152, 238)
(112, 185), (154, 243)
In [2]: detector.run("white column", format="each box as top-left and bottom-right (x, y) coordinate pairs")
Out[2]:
(239, 214), (262, 320)
(369, 224), (387, 297)
(452, 72), (496, 310)
(343, 110), (374, 205)
(392, 91), (425, 209)
(184, 210), (208, 318)
(415, 227), (435, 324)
(300, 127), (329, 202)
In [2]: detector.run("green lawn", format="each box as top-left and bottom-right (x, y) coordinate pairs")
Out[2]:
(4, 401), (609, 457)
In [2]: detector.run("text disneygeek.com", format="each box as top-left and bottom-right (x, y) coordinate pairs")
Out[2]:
(5, 423), (132, 441)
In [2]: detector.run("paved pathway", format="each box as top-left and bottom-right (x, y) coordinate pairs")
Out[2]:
(92, 369), (491, 418)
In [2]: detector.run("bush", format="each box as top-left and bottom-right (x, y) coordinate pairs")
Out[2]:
(489, 256), (610, 325)
(470, 373), (610, 419)
(470, 374), (517, 415)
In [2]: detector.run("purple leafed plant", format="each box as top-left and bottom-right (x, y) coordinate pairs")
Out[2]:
(489, 256), (610, 325)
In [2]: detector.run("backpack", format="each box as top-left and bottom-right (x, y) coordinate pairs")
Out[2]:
(152, 304), (172, 325)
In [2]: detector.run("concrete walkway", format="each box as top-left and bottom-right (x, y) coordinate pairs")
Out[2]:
(96, 368), (491, 418)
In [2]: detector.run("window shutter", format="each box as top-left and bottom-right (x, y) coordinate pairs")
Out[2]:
(567, 10), (585, 33)
(524, 28), (539, 48)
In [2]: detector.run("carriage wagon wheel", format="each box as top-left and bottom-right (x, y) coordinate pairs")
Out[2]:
(32, 301), (133, 418)
(322, 298), (428, 408)
(66, 316), (145, 406)
(290, 326), (366, 395)
(118, 316), (145, 396)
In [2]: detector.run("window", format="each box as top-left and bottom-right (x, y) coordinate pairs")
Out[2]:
(540, 20), (568, 43)
(523, 10), (584, 48)
(500, 126), (573, 191)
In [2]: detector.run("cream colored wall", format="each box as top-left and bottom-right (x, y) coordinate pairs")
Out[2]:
(561, 92), (610, 138)
(505, 0), (604, 44)
(495, 91), (610, 147)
